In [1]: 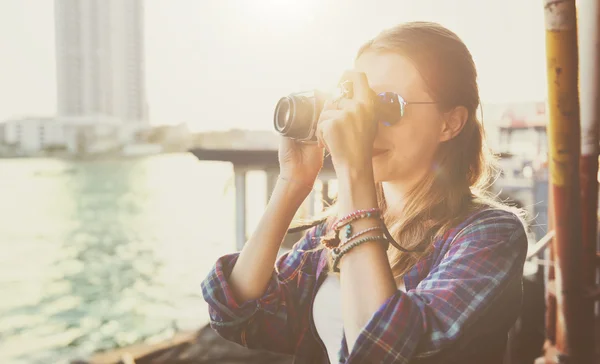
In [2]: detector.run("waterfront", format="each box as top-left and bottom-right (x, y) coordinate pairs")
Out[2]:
(0, 153), (268, 364)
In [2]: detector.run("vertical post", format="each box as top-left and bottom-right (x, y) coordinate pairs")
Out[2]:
(322, 179), (332, 208)
(542, 0), (591, 362)
(546, 187), (557, 345)
(234, 167), (247, 251)
(578, 0), (600, 320)
(578, 0), (600, 354)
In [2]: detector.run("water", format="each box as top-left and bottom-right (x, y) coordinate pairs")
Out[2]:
(0, 153), (267, 364)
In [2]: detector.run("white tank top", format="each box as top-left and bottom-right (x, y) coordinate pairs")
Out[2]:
(312, 274), (406, 363)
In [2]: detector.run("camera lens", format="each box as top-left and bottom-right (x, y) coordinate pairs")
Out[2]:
(274, 97), (293, 133)
(274, 90), (329, 141)
(274, 95), (316, 140)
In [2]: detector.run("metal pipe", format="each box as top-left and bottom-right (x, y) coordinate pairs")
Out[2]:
(527, 230), (555, 260)
(578, 0), (600, 274)
(577, 0), (600, 354)
(546, 187), (557, 345)
(543, 0), (591, 361)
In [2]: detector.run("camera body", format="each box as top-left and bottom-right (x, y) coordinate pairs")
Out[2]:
(273, 90), (327, 142)
(273, 90), (401, 142)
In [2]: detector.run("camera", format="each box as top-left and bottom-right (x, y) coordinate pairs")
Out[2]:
(273, 90), (402, 142)
(273, 90), (326, 142)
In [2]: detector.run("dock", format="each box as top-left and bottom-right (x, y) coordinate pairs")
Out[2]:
(190, 130), (336, 250)
(80, 326), (292, 364)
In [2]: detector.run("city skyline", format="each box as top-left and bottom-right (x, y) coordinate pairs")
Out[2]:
(0, 0), (548, 131)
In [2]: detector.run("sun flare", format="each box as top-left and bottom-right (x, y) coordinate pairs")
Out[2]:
(243, 0), (317, 30)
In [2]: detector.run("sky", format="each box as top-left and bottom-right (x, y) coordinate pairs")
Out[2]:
(0, 0), (548, 131)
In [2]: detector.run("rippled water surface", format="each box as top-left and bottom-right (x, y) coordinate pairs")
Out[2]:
(0, 153), (268, 363)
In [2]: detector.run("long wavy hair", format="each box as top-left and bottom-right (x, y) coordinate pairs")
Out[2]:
(291, 22), (516, 278)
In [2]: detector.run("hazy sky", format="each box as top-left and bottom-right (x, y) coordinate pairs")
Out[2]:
(0, 0), (547, 131)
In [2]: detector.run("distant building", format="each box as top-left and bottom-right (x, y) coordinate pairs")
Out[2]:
(481, 101), (547, 158)
(54, 0), (148, 125)
(2, 117), (66, 154)
(143, 123), (192, 151)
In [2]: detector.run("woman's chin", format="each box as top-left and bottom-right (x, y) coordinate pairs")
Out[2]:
(372, 169), (388, 184)
(372, 158), (391, 183)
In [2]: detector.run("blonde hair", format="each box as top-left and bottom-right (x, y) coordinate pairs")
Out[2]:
(292, 22), (518, 278)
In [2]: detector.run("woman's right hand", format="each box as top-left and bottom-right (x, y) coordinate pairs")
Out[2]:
(278, 136), (324, 192)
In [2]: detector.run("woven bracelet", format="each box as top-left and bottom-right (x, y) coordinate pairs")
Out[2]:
(331, 235), (388, 272)
(339, 226), (382, 248)
(322, 221), (382, 249)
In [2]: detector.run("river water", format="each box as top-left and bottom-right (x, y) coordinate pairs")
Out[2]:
(0, 153), (269, 364)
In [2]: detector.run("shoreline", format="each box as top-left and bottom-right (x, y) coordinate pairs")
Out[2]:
(0, 150), (189, 162)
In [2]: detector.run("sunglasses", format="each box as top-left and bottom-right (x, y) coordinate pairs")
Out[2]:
(375, 92), (437, 126)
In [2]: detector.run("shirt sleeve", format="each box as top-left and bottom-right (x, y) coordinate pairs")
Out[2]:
(345, 210), (528, 364)
(201, 223), (324, 355)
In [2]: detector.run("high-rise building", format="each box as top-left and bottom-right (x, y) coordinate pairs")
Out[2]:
(54, 0), (148, 124)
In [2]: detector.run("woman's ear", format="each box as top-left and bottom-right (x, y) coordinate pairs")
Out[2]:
(440, 106), (468, 142)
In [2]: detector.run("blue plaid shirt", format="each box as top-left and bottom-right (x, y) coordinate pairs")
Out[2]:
(201, 208), (527, 363)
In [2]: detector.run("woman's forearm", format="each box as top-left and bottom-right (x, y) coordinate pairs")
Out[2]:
(228, 178), (311, 302)
(335, 164), (397, 352)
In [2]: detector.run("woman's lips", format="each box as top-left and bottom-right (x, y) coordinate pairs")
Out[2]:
(372, 148), (389, 157)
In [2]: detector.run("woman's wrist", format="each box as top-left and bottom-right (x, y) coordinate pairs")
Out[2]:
(273, 175), (313, 207)
(333, 158), (373, 178)
(335, 161), (378, 214)
(277, 175), (314, 192)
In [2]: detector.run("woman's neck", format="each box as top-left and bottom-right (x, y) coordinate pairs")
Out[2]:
(381, 182), (406, 213)
(381, 176), (423, 213)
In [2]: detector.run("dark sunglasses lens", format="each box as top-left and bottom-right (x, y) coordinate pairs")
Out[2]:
(377, 92), (403, 126)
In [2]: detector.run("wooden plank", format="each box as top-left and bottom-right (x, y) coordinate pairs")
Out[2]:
(190, 148), (334, 172)
(88, 331), (196, 364)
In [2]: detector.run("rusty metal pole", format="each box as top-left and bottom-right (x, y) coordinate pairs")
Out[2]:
(543, 0), (591, 362)
(546, 188), (557, 345)
(578, 0), (600, 356)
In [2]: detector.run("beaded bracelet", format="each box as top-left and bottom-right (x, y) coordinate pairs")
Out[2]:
(321, 221), (381, 249)
(331, 235), (388, 272)
(333, 208), (381, 232)
(339, 226), (382, 247)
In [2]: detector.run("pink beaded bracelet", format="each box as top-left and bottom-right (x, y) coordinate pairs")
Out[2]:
(333, 208), (381, 231)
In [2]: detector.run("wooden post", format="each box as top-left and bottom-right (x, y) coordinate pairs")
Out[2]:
(234, 167), (247, 251)
(321, 179), (332, 208)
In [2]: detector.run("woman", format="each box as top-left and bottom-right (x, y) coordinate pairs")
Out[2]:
(202, 22), (527, 364)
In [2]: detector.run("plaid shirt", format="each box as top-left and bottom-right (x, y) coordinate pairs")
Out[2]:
(201, 208), (527, 363)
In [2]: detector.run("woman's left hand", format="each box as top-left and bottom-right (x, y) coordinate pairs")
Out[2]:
(316, 71), (378, 171)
